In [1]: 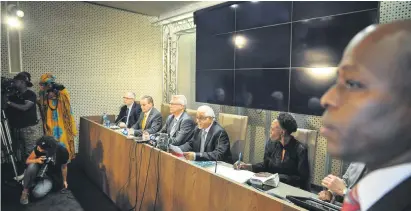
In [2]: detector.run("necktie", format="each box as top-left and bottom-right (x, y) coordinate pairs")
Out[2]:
(200, 130), (206, 153)
(141, 113), (148, 129)
(341, 185), (361, 211)
(170, 118), (178, 137)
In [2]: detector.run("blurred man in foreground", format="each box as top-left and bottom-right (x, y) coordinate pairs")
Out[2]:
(320, 20), (411, 210)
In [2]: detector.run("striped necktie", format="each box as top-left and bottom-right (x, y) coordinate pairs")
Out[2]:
(200, 130), (206, 153)
(341, 185), (361, 211)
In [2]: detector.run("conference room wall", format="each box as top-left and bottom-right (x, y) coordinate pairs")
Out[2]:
(169, 0), (411, 186)
(1, 2), (163, 151)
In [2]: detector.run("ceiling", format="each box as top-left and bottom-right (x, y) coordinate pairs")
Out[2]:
(90, 1), (199, 17)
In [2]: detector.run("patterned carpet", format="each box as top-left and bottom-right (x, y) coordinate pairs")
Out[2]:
(1, 159), (120, 211)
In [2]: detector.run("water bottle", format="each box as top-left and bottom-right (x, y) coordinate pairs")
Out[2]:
(102, 113), (110, 127)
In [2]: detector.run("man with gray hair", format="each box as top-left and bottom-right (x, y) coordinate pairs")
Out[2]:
(160, 95), (195, 146)
(115, 92), (142, 128)
(178, 105), (231, 162)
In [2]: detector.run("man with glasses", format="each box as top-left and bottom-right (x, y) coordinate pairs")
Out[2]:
(160, 95), (195, 146)
(179, 105), (231, 162)
(115, 92), (142, 128)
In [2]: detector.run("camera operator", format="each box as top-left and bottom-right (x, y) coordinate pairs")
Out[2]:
(4, 72), (41, 161)
(20, 136), (69, 205)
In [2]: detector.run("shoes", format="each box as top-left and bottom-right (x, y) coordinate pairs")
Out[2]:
(20, 191), (29, 205)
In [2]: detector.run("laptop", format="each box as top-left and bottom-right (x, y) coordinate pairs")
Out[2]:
(286, 196), (341, 211)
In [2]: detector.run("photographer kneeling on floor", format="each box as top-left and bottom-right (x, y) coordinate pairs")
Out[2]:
(20, 136), (69, 205)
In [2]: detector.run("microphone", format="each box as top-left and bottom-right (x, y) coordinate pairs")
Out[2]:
(215, 131), (223, 173)
(115, 115), (127, 125)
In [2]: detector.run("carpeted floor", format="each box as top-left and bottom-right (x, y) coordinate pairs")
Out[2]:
(1, 159), (120, 211)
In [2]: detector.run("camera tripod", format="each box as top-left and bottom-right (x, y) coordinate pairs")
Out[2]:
(1, 110), (20, 182)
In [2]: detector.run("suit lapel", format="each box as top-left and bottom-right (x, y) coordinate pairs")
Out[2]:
(145, 110), (154, 129)
(350, 163), (366, 188)
(369, 176), (411, 211)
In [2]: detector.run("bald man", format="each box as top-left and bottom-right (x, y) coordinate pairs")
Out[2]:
(115, 92), (142, 128)
(320, 20), (411, 210)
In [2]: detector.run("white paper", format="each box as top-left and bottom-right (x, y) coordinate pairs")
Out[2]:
(169, 145), (186, 160)
(207, 165), (254, 184)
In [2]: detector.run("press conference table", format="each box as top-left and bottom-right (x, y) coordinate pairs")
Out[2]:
(78, 115), (310, 211)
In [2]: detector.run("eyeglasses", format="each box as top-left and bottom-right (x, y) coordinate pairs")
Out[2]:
(170, 103), (182, 106)
(123, 97), (133, 100)
(196, 116), (210, 121)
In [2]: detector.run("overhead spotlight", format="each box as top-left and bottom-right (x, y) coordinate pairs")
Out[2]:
(230, 4), (238, 8)
(234, 35), (247, 49)
(7, 4), (24, 17)
(7, 17), (21, 28)
(251, 1), (259, 3)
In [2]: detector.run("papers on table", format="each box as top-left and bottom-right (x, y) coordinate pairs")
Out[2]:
(169, 144), (186, 160)
(206, 164), (254, 184)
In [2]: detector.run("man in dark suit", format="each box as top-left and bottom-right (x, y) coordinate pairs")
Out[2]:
(115, 92), (142, 128)
(129, 95), (162, 136)
(179, 105), (231, 162)
(319, 163), (367, 204)
(320, 20), (411, 211)
(160, 95), (195, 146)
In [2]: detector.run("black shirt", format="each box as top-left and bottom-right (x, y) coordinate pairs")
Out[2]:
(34, 143), (69, 189)
(252, 137), (310, 190)
(6, 90), (38, 128)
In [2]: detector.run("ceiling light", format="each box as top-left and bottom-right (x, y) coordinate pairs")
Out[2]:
(7, 17), (21, 28)
(234, 35), (247, 49)
(230, 4), (238, 8)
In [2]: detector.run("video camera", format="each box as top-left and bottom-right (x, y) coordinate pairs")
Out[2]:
(1, 77), (18, 96)
(1, 77), (18, 109)
(37, 156), (54, 179)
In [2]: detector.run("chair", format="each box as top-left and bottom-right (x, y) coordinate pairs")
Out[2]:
(218, 113), (248, 163)
(292, 128), (318, 189)
(161, 103), (171, 125)
(185, 108), (197, 122)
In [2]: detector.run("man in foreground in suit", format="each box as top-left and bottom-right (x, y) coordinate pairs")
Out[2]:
(115, 92), (142, 128)
(160, 95), (195, 146)
(129, 95), (162, 137)
(320, 20), (411, 211)
(318, 163), (366, 204)
(179, 105), (231, 162)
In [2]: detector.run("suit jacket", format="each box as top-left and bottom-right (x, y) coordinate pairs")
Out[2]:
(179, 121), (232, 162)
(369, 176), (411, 211)
(252, 137), (310, 190)
(333, 162), (367, 203)
(343, 162), (366, 189)
(115, 102), (142, 128)
(160, 111), (195, 146)
(132, 107), (162, 136)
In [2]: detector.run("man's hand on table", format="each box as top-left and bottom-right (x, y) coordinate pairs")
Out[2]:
(233, 161), (252, 171)
(183, 152), (196, 161)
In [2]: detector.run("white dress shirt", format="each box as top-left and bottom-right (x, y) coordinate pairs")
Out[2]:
(125, 102), (134, 126)
(195, 121), (214, 160)
(357, 163), (411, 210)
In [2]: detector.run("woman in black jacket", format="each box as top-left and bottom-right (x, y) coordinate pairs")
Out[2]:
(234, 112), (310, 190)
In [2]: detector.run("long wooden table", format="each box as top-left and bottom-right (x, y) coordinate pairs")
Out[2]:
(78, 116), (305, 211)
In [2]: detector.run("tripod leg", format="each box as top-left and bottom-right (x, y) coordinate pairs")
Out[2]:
(1, 114), (20, 179)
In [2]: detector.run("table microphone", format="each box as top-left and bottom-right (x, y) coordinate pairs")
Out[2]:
(214, 131), (223, 173)
(114, 116), (127, 125)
